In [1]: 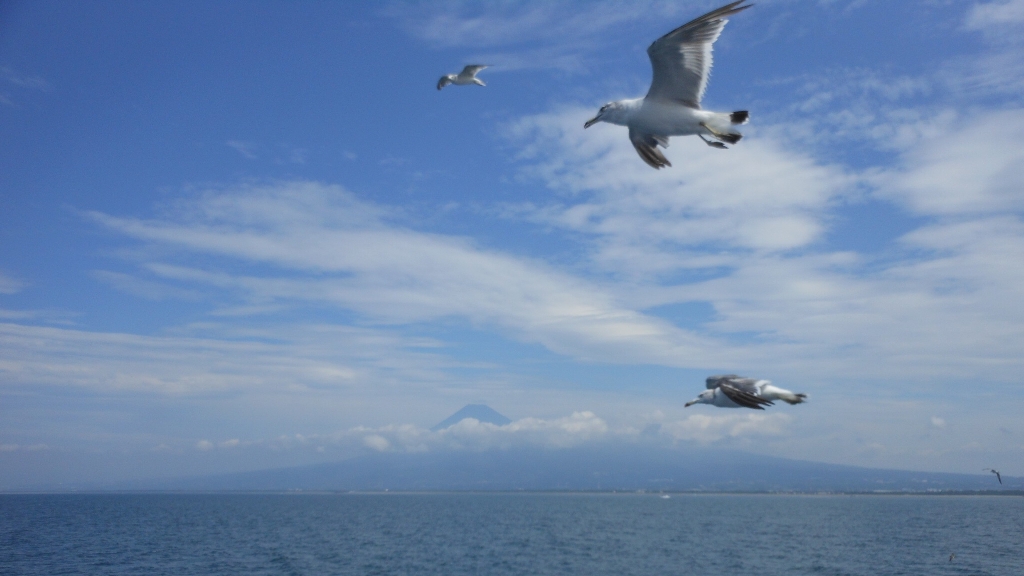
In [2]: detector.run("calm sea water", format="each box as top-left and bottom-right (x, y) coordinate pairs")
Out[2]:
(1, 493), (1022, 575)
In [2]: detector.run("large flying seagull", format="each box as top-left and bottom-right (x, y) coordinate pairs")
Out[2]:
(584, 1), (752, 168)
(685, 374), (808, 410)
(437, 65), (490, 90)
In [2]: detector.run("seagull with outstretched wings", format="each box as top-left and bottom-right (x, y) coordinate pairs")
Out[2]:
(437, 65), (489, 90)
(584, 1), (752, 168)
(686, 374), (808, 410)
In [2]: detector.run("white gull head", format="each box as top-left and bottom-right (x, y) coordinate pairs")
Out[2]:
(584, 99), (641, 129)
(684, 389), (717, 408)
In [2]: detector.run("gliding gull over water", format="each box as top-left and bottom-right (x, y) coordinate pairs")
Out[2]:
(584, 1), (752, 168)
(984, 468), (1002, 484)
(437, 65), (489, 90)
(685, 374), (807, 410)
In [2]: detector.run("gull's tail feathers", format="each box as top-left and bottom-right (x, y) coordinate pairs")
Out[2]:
(761, 383), (807, 405)
(701, 116), (743, 145)
(730, 110), (749, 125)
(782, 393), (808, 405)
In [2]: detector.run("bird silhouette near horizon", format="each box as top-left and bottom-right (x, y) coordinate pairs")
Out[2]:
(984, 468), (1002, 484)
(583, 1), (752, 168)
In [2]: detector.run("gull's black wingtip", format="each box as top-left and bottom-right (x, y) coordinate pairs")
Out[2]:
(722, 1), (754, 15)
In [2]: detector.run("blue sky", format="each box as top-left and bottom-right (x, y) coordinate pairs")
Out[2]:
(2, 0), (1024, 487)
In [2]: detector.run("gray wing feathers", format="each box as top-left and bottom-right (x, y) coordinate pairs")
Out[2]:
(461, 64), (488, 77)
(725, 377), (761, 392)
(706, 374), (743, 389)
(629, 129), (672, 169)
(707, 374), (772, 409)
(719, 382), (774, 410)
(646, 1), (751, 108)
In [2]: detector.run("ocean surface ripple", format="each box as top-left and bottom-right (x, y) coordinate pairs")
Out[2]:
(1, 493), (1022, 575)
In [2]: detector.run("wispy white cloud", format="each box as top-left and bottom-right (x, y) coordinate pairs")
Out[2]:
(1, 67), (49, 91)
(85, 409), (796, 465)
(941, 0), (1024, 98)
(91, 270), (202, 301)
(0, 66), (48, 107)
(0, 271), (25, 294)
(0, 308), (79, 326)
(0, 320), (447, 396)
(77, 112), (1024, 386)
(755, 68), (940, 152)
(966, 0), (1024, 32)
(226, 140), (258, 159)
(754, 0), (1024, 152)
(659, 412), (792, 444)
(389, 1), (645, 47)
(385, 0), (731, 71)
(876, 109), (1024, 215)
(505, 106), (855, 263)
(225, 141), (308, 165)
(87, 181), (731, 367)
(944, 49), (1024, 97)
(0, 443), (49, 452)
(502, 102), (1024, 385)
(263, 410), (793, 454)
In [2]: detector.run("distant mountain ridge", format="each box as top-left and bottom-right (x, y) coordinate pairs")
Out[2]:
(119, 445), (1020, 493)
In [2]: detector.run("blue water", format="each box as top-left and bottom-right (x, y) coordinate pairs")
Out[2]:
(1, 493), (1021, 575)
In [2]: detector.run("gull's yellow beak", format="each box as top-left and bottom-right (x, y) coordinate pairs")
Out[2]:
(584, 116), (600, 129)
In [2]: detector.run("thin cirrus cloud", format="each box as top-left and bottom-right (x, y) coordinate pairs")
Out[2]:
(387, 0), (659, 48)
(1, 66), (49, 107)
(876, 109), (1024, 215)
(0, 271), (25, 294)
(965, 0), (1024, 32)
(756, 2), (1023, 151)
(384, 0), (719, 72)
(91, 270), (203, 301)
(86, 182), (733, 367)
(0, 320), (462, 397)
(82, 102), (1024, 387)
(941, 0), (1024, 97)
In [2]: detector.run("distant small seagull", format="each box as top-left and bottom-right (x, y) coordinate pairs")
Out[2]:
(685, 374), (808, 410)
(437, 65), (489, 90)
(949, 553), (955, 562)
(583, 1), (752, 168)
(984, 468), (1003, 485)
